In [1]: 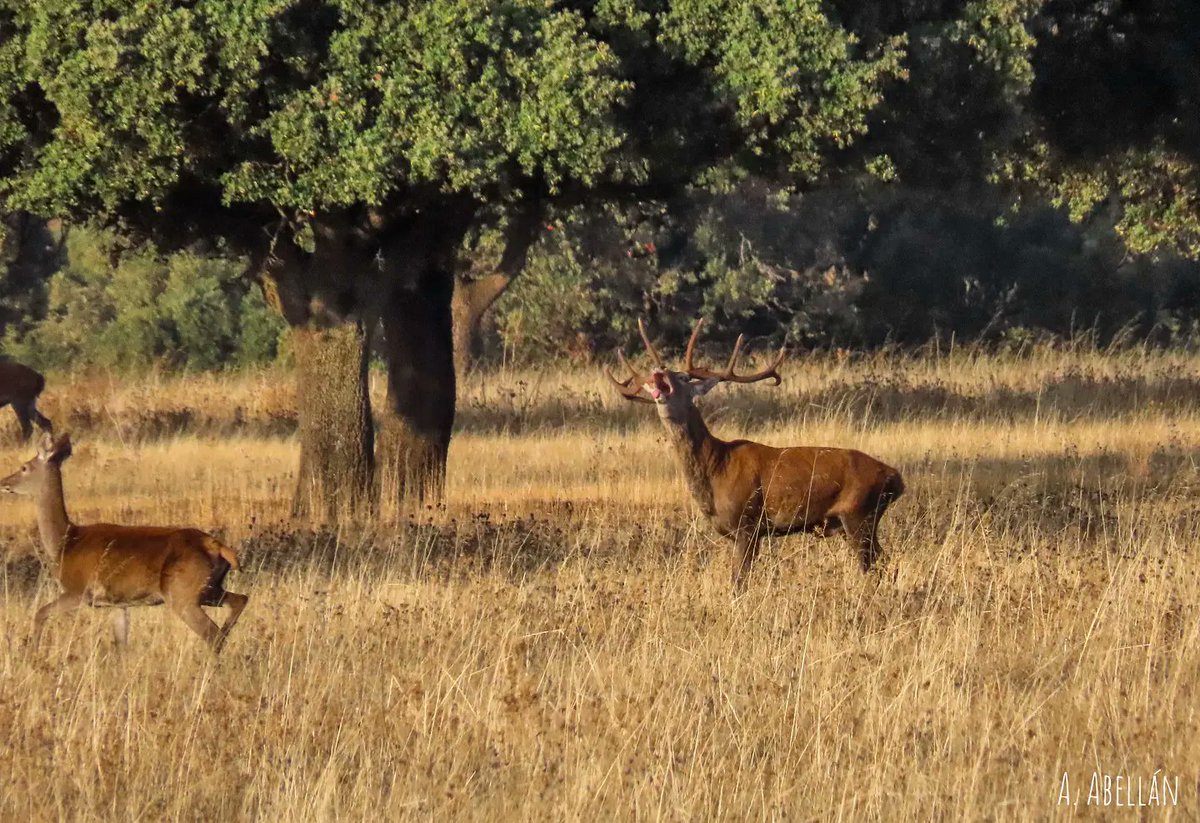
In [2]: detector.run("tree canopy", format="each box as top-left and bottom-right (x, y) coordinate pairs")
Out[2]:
(0, 0), (903, 236)
(0, 0), (913, 514)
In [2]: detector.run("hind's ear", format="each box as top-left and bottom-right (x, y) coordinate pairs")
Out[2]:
(47, 433), (72, 464)
(36, 431), (55, 459)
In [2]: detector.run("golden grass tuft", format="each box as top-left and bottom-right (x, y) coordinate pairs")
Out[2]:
(1, 345), (1198, 819)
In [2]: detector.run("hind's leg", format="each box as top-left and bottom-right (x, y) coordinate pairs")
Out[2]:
(214, 591), (248, 652)
(163, 557), (224, 652)
(31, 593), (83, 647)
(169, 599), (222, 651)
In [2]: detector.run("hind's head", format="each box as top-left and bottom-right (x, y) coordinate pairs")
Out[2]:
(0, 431), (72, 496)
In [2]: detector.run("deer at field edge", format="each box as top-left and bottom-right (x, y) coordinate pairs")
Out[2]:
(0, 361), (52, 440)
(0, 433), (248, 653)
(606, 319), (905, 594)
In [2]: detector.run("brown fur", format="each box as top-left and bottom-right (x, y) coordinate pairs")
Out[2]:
(623, 362), (904, 594)
(0, 433), (248, 653)
(0, 360), (51, 439)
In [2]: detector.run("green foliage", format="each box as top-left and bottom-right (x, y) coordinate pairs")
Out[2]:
(999, 1), (1200, 257)
(1004, 143), (1200, 259)
(1, 0), (905, 223)
(3, 226), (285, 371)
(237, 282), (290, 367)
(4, 0), (1198, 370)
(494, 208), (660, 361)
(493, 189), (870, 361)
(949, 0), (1039, 102)
(492, 182), (1200, 361)
(660, 0), (905, 178)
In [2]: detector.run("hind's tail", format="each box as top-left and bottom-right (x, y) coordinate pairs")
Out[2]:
(202, 536), (241, 571)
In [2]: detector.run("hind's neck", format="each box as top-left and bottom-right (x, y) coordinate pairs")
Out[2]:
(34, 466), (72, 560)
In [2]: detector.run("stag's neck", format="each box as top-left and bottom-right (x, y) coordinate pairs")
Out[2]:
(661, 406), (725, 516)
(35, 465), (72, 560)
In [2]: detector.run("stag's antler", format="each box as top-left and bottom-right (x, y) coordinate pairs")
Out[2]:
(637, 318), (665, 367)
(683, 318), (786, 385)
(605, 318), (671, 403)
(604, 349), (653, 403)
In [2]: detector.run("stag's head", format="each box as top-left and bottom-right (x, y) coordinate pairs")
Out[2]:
(0, 432), (72, 496)
(605, 319), (785, 423)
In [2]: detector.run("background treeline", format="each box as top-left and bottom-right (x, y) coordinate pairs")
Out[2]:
(494, 181), (1200, 364)
(5, 178), (1200, 373)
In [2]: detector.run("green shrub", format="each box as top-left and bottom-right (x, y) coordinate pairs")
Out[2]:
(3, 226), (284, 372)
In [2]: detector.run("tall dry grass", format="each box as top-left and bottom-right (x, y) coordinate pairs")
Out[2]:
(1, 344), (1198, 819)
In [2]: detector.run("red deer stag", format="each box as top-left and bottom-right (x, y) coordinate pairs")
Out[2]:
(0, 433), (248, 653)
(606, 319), (904, 593)
(0, 360), (52, 440)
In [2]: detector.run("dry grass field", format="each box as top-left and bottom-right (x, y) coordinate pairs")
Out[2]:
(1, 344), (1199, 820)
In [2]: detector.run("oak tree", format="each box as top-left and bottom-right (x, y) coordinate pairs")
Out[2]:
(0, 0), (903, 515)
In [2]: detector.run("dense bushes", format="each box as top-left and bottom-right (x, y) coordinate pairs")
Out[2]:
(7, 183), (1200, 376)
(488, 182), (1200, 363)
(2, 227), (285, 372)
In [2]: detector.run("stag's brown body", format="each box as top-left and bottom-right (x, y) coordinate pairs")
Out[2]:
(608, 319), (904, 592)
(1, 434), (247, 652)
(673, 408), (903, 536)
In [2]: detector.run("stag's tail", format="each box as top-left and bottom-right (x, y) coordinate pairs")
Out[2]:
(882, 470), (905, 502)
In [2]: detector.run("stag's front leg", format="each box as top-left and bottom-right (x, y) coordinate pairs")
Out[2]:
(111, 608), (130, 646)
(13, 402), (32, 441)
(730, 530), (761, 596)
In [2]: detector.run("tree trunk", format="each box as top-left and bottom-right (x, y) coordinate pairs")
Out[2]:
(291, 322), (375, 520)
(378, 272), (456, 507)
(451, 273), (513, 374)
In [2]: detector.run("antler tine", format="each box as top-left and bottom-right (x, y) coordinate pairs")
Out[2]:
(724, 334), (745, 376)
(684, 318), (705, 372)
(637, 318), (665, 367)
(604, 349), (654, 403)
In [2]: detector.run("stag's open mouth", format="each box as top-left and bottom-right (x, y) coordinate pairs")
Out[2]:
(644, 370), (673, 401)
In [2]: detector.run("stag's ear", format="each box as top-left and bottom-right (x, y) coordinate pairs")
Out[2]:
(47, 433), (72, 464)
(691, 377), (721, 397)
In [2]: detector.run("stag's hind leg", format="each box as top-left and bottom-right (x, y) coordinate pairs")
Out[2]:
(839, 509), (885, 573)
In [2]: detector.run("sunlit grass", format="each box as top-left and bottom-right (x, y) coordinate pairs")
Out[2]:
(1, 344), (1198, 818)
